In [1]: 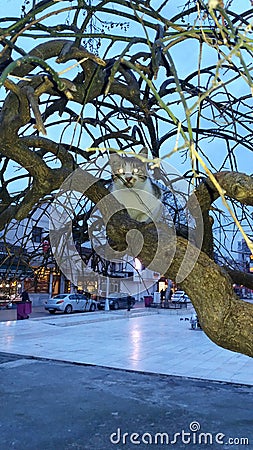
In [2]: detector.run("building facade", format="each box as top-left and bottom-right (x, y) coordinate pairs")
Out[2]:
(0, 210), (161, 305)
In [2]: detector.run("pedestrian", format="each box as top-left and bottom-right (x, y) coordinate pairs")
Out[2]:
(160, 289), (165, 302)
(165, 280), (173, 301)
(21, 290), (30, 302)
(127, 296), (132, 312)
(17, 290), (31, 320)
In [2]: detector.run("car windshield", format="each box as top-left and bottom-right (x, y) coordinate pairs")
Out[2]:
(53, 295), (67, 299)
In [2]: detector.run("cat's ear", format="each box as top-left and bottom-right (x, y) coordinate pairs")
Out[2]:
(139, 147), (148, 159)
(109, 152), (121, 163)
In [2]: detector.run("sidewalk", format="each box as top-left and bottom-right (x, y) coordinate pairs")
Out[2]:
(0, 306), (252, 386)
(0, 304), (46, 321)
(0, 300), (147, 321)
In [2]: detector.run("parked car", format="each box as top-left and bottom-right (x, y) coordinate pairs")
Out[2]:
(171, 290), (191, 304)
(44, 293), (97, 314)
(98, 293), (135, 310)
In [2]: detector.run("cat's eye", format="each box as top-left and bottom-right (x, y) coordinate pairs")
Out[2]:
(118, 168), (124, 174)
(133, 168), (139, 173)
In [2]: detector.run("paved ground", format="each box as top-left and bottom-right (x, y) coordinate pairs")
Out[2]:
(0, 301), (146, 321)
(0, 304), (48, 321)
(0, 305), (252, 449)
(0, 355), (252, 450)
(0, 306), (252, 385)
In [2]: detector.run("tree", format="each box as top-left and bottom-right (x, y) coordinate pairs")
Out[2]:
(0, 0), (252, 356)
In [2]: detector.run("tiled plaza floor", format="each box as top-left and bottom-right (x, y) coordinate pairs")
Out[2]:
(0, 306), (252, 386)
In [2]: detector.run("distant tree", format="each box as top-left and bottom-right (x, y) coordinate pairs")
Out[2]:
(0, 0), (252, 356)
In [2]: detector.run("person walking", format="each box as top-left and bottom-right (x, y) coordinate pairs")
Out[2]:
(17, 290), (32, 320)
(21, 290), (30, 302)
(127, 296), (132, 312)
(160, 289), (165, 302)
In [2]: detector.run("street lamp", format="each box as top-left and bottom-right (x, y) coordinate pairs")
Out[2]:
(105, 277), (110, 311)
(134, 258), (142, 301)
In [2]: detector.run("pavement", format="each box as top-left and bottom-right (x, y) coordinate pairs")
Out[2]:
(0, 304), (48, 321)
(0, 304), (253, 449)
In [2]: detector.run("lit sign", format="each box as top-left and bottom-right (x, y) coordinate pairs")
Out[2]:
(250, 255), (253, 273)
(134, 258), (142, 271)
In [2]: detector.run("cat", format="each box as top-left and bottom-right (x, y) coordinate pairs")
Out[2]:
(109, 148), (162, 223)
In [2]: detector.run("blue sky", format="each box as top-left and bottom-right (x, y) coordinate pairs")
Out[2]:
(0, 0), (252, 176)
(0, 0), (252, 254)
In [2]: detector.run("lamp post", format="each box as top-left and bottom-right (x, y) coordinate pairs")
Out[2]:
(105, 276), (110, 311)
(134, 258), (142, 302)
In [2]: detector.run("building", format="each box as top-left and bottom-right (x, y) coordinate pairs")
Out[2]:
(236, 239), (251, 272)
(0, 208), (161, 305)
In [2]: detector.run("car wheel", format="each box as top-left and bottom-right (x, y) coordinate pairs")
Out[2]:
(113, 301), (119, 310)
(89, 303), (96, 312)
(64, 304), (72, 314)
(49, 310), (56, 314)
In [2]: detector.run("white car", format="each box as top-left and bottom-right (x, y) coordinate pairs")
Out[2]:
(44, 293), (97, 314)
(171, 290), (191, 304)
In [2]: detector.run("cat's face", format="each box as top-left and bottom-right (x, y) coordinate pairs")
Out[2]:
(110, 153), (148, 188)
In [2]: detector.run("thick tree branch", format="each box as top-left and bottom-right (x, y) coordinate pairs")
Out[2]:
(62, 169), (253, 357)
(224, 267), (253, 290)
(194, 171), (253, 257)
